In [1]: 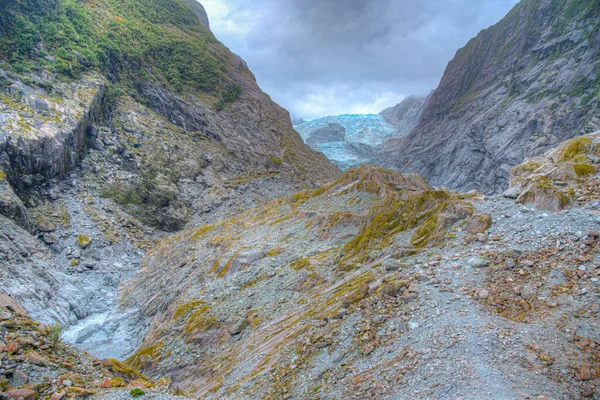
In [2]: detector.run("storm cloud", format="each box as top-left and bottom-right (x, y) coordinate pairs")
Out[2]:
(202, 0), (519, 120)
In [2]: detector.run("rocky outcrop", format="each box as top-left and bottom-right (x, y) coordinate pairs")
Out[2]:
(116, 166), (490, 397)
(0, 71), (106, 190)
(0, 1), (339, 233)
(0, 171), (32, 232)
(0, 214), (89, 325)
(382, 0), (600, 193)
(379, 95), (427, 135)
(181, 0), (210, 30)
(0, 302), (176, 399)
(507, 131), (600, 212)
(306, 123), (346, 145)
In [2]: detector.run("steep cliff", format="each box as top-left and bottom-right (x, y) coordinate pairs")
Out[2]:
(383, 0), (600, 193)
(379, 95), (427, 135)
(0, 0), (339, 231)
(0, 0), (338, 358)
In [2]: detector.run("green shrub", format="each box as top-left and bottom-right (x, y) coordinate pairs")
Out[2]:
(47, 321), (63, 347)
(215, 83), (242, 111)
(129, 388), (145, 398)
(0, 0), (222, 92)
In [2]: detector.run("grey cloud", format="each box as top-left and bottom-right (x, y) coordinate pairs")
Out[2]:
(203, 0), (519, 119)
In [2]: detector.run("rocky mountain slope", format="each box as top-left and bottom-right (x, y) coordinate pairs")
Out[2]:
(0, 0), (338, 361)
(115, 165), (492, 398)
(109, 140), (600, 398)
(0, 295), (181, 400)
(379, 95), (427, 135)
(382, 0), (600, 193)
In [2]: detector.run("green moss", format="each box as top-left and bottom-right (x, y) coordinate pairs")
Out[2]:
(76, 234), (91, 248)
(0, 0), (223, 93)
(573, 163), (596, 177)
(107, 358), (150, 382)
(290, 257), (311, 271)
(559, 136), (592, 162)
(173, 300), (206, 320)
(184, 308), (217, 336)
(129, 388), (146, 398)
(342, 190), (463, 263)
(269, 156), (283, 166)
(125, 342), (164, 370)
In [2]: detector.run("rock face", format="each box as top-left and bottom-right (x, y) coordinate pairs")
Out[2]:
(306, 123), (346, 146)
(508, 131), (600, 212)
(0, 302), (177, 399)
(181, 0), (210, 30)
(117, 166), (490, 397)
(0, 171), (32, 232)
(383, 0), (600, 193)
(0, 0), (338, 358)
(379, 95), (427, 135)
(0, 0), (339, 233)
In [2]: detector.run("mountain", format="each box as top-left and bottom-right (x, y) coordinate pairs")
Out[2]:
(379, 95), (427, 135)
(382, 0), (600, 193)
(0, 0), (338, 358)
(295, 114), (400, 169)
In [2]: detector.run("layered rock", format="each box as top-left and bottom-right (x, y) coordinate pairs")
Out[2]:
(0, 301), (177, 399)
(116, 166), (490, 397)
(506, 131), (600, 212)
(379, 95), (427, 135)
(383, 0), (600, 193)
(306, 123), (346, 146)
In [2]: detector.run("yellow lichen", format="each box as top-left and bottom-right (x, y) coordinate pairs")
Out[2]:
(572, 163), (596, 178)
(125, 342), (165, 370)
(173, 300), (206, 320)
(559, 136), (592, 162)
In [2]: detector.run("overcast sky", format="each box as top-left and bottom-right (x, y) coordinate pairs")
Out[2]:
(201, 0), (519, 120)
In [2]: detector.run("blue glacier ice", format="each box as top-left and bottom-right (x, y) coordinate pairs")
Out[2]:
(294, 114), (400, 169)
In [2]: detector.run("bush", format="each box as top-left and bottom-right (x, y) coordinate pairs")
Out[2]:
(47, 321), (63, 347)
(129, 388), (145, 398)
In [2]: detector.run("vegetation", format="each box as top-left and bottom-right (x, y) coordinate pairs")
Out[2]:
(129, 388), (146, 398)
(0, 0), (236, 96)
(215, 83), (242, 111)
(47, 321), (63, 347)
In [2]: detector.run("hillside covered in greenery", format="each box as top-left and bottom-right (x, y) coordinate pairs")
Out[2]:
(0, 0), (230, 98)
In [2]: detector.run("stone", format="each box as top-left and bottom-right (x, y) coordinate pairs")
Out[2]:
(383, 259), (407, 271)
(228, 318), (248, 336)
(503, 187), (521, 199)
(505, 258), (516, 268)
(468, 257), (490, 268)
(34, 97), (51, 112)
(76, 235), (91, 249)
(42, 233), (57, 245)
(71, 249), (81, 259)
(580, 365), (592, 381)
(12, 369), (28, 387)
(520, 286), (536, 301)
(476, 233), (488, 242)
(37, 221), (56, 232)
(6, 388), (37, 400)
(478, 289), (489, 299)
(25, 351), (45, 365)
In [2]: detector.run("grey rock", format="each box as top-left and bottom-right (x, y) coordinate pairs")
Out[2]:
(43, 232), (58, 244)
(306, 123), (346, 146)
(379, 95), (427, 135)
(468, 257), (490, 268)
(503, 187), (521, 199)
(382, 1), (600, 194)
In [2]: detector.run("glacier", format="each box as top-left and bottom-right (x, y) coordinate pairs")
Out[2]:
(294, 114), (400, 169)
